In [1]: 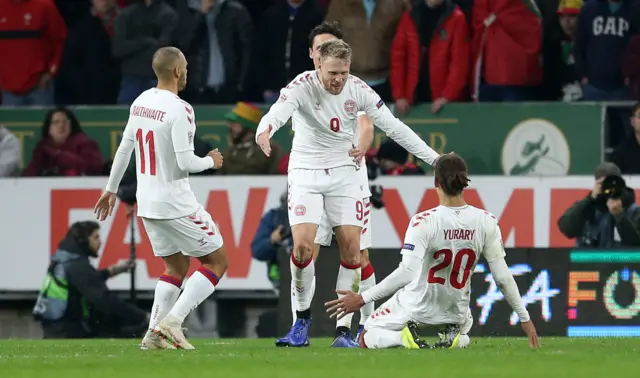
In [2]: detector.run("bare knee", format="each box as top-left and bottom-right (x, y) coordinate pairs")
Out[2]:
(163, 254), (190, 280)
(339, 239), (361, 266)
(293, 240), (314, 263)
(291, 224), (316, 263)
(197, 246), (228, 279)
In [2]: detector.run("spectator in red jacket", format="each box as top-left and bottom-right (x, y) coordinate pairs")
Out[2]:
(471, 0), (543, 102)
(23, 107), (104, 177)
(0, 0), (67, 106)
(390, 0), (470, 115)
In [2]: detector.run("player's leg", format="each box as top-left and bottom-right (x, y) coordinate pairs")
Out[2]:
(139, 218), (188, 350)
(277, 170), (324, 347)
(357, 197), (376, 340)
(325, 167), (364, 347)
(433, 309), (474, 349)
(153, 208), (227, 349)
(288, 213), (328, 326)
(361, 295), (429, 349)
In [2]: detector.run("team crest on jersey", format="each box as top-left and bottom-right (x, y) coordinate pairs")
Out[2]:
(344, 99), (357, 114)
(294, 205), (306, 216)
(188, 131), (194, 145)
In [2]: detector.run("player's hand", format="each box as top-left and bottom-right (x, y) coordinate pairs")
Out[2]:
(94, 191), (117, 221)
(207, 148), (223, 169)
(257, 126), (272, 157)
(520, 321), (540, 349)
(325, 290), (365, 320)
(348, 145), (366, 164)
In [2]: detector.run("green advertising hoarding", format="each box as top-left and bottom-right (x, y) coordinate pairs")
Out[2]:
(0, 102), (602, 175)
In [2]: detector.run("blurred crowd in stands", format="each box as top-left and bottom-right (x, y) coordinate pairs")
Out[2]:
(1, 0), (640, 177)
(3, 0), (640, 106)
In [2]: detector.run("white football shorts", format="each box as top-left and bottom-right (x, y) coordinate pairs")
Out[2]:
(141, 207), (224, 257)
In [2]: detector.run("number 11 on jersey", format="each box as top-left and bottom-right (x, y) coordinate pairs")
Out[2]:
(136, 129), (156, 176)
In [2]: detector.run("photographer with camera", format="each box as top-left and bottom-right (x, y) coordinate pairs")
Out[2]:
(33, 221), (149, 338)
(251, 191), (294, 286)
(558, 163), (640, 247)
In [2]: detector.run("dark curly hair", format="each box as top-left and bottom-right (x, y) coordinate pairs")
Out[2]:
(41, 106), (83, 140)
(308, 21), (343, 48)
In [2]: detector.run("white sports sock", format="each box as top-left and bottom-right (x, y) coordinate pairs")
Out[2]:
(290, 255), (315, 312)
(359, 273), (376, 325)
(363, 328), (404, 349)
(335, 263), (361, 329)
(291, 275), (316, 325)
(148, 276), (182, 330)
(167, 267), (219, 324)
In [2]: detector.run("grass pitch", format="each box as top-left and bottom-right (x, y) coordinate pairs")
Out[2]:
(0, 338), (638, 378)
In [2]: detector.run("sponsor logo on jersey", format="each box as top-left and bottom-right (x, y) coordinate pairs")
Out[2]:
(403, 243), (415, 251)
(376, 99), (384, 109)
(501, 118), (570, 176)
(344, 99), (357, 113)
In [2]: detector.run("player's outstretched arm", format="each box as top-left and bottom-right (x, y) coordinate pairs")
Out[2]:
(172, 108), (216, 173)
(487, 257), (540, 348)
(255, 77), (304, 156)
(360, 90), (440, 166)
(325, 215), (428, 318)
(483, 216), (539, 348)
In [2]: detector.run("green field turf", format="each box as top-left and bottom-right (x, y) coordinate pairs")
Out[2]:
(0, 338), (638, 378)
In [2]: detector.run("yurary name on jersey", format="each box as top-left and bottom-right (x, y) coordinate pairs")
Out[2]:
(443, 229), (475, 241)
(132, 105), (167, 122)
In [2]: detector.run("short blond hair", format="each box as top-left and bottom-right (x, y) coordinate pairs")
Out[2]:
(319, 39), (352, 64)
(152, 47), (183, 79)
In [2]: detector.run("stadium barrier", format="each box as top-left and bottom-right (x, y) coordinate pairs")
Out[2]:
(2, 102), (605, 174)
(1, 176), (640, 295)
(277, 247), (640, 338)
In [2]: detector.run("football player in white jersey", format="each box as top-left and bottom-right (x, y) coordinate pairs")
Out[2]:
(289, 22), (378, 348)
(256, 39), (441, 347)
(326, 154), (540, 350)
(94, 47), (228, 351)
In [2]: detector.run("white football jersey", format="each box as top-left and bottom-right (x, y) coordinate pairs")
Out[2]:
(257, 70), (439, 171)
(396, 205), (505, 325)
(123, 88), (201, 219)
(290, 108), (371, 197)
